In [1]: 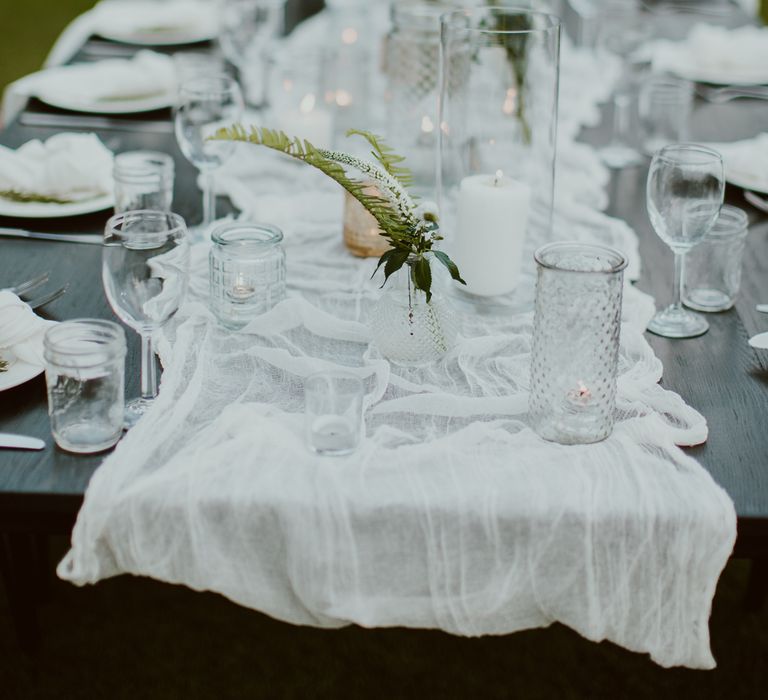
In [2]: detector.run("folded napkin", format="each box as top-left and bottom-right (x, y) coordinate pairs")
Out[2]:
(0, 291), (56, 367)
(0, 133), (113, 202)
(650, 24), (768, 83)
(707, 133), (768, 192)
(27, 50), (175, 106)
(91, 1), (217, 40)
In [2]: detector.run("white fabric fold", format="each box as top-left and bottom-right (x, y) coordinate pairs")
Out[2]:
(705, 133), (768, 194)
(0, 291), (56, 366)
(90, 0), (218, 40)
(0, 133), (113, 201)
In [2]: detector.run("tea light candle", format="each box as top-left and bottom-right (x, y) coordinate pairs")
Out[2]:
(281, 93), (333, 149)
(228, 273), (256, 302)
(452, 171), (531, 297)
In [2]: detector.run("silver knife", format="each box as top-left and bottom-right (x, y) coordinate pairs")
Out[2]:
(0, 433), (45, 450)
(0, 228), (102, 245)
(20, 112), (174, 134)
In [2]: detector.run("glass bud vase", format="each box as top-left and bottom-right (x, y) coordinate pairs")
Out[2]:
(370, 255), (458, 366)
(529, 242), (627, 445)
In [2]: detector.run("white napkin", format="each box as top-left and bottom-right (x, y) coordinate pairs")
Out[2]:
(91, 1), (218, 40)
(0, 291), (56, 367)
(0, 133), (113, 202)
(650, 24), (768, 84)
(707, 133), (768, 192)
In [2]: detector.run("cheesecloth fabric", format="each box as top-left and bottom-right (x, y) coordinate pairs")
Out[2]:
(59, 14), (735, 671)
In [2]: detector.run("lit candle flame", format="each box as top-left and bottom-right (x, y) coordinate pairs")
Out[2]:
(502, 88), (517, 116)
(335, 89), (353, 107)
(341, 27), (358, 44)
(300, 93), (316, 114)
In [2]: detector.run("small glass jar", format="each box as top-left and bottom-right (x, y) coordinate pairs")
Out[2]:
(43, 320), (126, 454)
(683, 205), (749, 312)
(529, 242), (627, 445)
(209, 223), (286, 330)
(113, 151), (175, 214)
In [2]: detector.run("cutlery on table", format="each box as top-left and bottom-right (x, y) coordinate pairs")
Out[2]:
(5, 272), (50, 296)
(19, 112), (174, 134)
(696, 85), (768, 104)
(27, 285), (68, 310)
(744, 190), (768, 214)
(0, 228), (102, 245)
(0, 433), (45, 450)
(749, 333), (768, 350)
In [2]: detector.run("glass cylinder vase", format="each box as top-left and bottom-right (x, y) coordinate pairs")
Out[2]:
(438, 8), (560, 304)
(529, 242), (627, 445)
(370, 254), (458, 366)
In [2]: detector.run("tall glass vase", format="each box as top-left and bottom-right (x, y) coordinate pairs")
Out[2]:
(438, 8), (560, 307)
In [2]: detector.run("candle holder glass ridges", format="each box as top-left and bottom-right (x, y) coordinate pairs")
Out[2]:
(529, 242), (627, 445)
(439, 8), (560, 302)
(209, 223), (286, 330)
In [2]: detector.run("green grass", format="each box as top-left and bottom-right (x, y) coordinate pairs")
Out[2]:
(0, 0), (95, 95)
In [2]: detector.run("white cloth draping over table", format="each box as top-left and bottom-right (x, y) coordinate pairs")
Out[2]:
(59, 12), (735, 671)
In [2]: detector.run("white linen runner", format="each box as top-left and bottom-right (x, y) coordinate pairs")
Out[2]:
(59, 18), (736, 670)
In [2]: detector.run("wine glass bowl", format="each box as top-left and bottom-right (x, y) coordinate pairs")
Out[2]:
(646, 144), (724, 338)
(103, 210), (190, 427)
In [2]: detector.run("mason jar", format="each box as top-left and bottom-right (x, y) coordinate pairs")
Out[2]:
(44, 319), (126, 454)
(209, 223), (287, 330)
(113, 151), (175, 214)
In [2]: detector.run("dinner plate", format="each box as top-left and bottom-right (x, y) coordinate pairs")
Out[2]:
(0, 350), (43, 392)
(726, 169), (768, 196)
(0, 193), (114, 219)
(35, 89), (174, 115)
(97, 25), (216, 47)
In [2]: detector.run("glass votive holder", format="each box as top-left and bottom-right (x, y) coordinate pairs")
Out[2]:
(113, 151), (175, 214)
(638, 75), (693, 156)
(683, 205), (749, 313)
(209, 222), (286, 330)
(529, 242), (627, 445)
(43, 320), (126, 454)
(304, 370), (364, 456)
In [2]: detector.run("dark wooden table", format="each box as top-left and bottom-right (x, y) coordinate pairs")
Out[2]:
(1, 4), (767, 651)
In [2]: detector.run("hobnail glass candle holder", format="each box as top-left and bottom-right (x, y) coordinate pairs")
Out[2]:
(529, 242), (627, 444)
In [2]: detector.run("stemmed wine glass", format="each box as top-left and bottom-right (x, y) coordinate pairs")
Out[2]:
(646, 144), (725, 338)
(174, 75), (244, 233)
(103, 211), (190, 427)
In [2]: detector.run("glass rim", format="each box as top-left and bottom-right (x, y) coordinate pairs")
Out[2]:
(534, 242), (628, 274)
(441, 8), (562, 35)
(709, 204), (749, 237)
(178, 74), (240, 97)
(43, 319), (126, 363)
(653, 143), (723, 165)
(105, 210), (187, 239)
(211, 222), (284, 246)
(305, 369), (364, 390)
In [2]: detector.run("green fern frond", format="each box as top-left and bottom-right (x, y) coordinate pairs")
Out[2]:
(346, 129), (414, 187)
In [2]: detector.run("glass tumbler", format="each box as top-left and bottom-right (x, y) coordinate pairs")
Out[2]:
(304, 370), (364, 456)
(44, 320), (126, 454)
(639, 75), (693, 156)
(683, 205), (749, 312)
(529, 242), (627, 445)
(113, 151), (175, 214)
(209, 223), (286, 329)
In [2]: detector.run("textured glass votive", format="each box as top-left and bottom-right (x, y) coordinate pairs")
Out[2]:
(683, 205), (749, 313)
(529, 242), (627, 445)
(113, 151), (175, 214)
(304, 370), (364, 456)
(44, 320), (126, 454)
(209, 223), (286, 330)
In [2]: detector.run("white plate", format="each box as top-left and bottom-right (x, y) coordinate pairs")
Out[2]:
(0, 350), (43, 392)
(97, 26), (216, 47)
(726, 169), (768, 196)
(0, 193), (113, 219)
(36, 89), (174, 115)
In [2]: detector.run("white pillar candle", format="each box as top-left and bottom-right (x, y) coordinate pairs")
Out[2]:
(451, 171), (531, 297)
(280, 94), (334, 149)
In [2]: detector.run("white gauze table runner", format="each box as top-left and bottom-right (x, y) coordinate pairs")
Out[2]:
(59, 22), (735, 670)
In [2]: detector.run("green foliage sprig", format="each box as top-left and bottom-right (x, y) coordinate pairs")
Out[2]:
(212, 125), (465, 302)
(0, 356), (8, 373)
(0, 189), (72, 204)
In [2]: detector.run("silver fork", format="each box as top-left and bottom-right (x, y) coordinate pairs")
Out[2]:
(696, 85), (768, 104)
(27, 285), (68, 310)
(6, 272), (50, 297)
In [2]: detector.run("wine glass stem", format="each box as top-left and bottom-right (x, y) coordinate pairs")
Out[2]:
(140, 332), (158, 401)
(202, 171), (216, 228)
(672, 250), (686, 312)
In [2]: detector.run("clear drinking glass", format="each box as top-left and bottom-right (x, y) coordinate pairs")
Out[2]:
(44, 320), (126, 454)
(113, 151), (175, 214)
(173, 51), (228, 84)
(219, 0), (286, 109)
(646, 144), (725, 338)
(304, 370), (364, 456)
(209, 223), (286, 330)
(529, 242), (627, 444)
(683, 205), (749, 312)
(103, 211), (190, 427)
(639, 75), (693, 156)
(174, 76), (244, 232)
